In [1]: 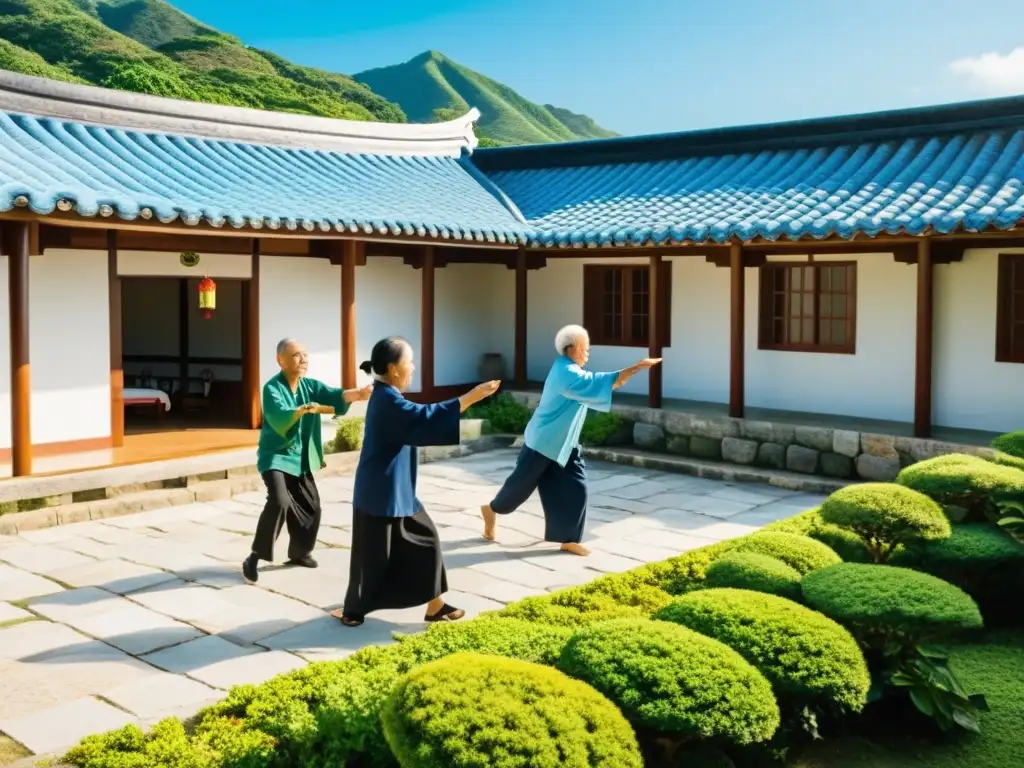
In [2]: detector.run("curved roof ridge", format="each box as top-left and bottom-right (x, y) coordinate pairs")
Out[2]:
(0, 70), (481, 156)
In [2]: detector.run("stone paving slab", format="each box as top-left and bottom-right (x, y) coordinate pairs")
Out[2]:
(0, 448), (825, 758)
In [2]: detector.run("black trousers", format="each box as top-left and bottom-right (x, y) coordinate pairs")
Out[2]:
(489, 446), (589, 544)
(250, 470), (321, 562)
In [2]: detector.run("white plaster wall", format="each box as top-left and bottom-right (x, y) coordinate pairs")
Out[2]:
(118, 250), (251, 279)
(28, 250), (110, 446)
(744, 253), (917, 421)
(935, 248), (1024, 432)
(259, 255), (341, 389)
(352, 257), (422, 391)
(0, 255), (9, 449)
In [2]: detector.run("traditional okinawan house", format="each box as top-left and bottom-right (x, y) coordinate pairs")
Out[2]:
(0, 69), (1023, 481)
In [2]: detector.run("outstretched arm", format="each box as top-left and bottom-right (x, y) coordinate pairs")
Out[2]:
(559, 365), (619, 412)
(307, 381), (373, 416)
(391, 380), (501, 446)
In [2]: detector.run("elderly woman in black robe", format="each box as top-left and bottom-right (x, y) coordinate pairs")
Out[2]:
(332, 336), (500, 627)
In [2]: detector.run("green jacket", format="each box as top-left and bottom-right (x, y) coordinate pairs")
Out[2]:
(257, 373), (350, 475)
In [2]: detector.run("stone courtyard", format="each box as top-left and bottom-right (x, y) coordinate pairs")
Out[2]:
(0, 449), (825, 758)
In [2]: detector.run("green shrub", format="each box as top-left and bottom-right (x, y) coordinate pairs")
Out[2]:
(381, 652), (644, 768)
(819, 483), (950, 562)
(891, 523), (1024, 622)
(558, 618), (780, 743)
(327, 416), (364, 452)
(992, 450), (1024, 472)
(728, 531), (842, 575)
(705, 551), (803, 600)
(656, 589), (870, 712)
(496, 576), (672, 627)
(801, 563), (983, 644)
(398, 617), (572, 667)
(764, 507), (871, 563)
(463, 391), (531, 434)
(580, 410), (626, 446)
(896, 453), (1024, 514)
(992, 430), (1024, 459)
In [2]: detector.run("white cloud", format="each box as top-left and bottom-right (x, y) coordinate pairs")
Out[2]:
(949, 47), (1024, 95)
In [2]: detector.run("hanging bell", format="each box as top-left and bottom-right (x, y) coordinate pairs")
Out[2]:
(198, 276), (216, 319)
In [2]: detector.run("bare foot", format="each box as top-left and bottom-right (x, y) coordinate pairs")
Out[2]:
(480, 504), (497, 541)
(560, 542), (591, 557)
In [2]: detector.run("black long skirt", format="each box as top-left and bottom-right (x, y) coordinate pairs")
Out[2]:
(341, 503), (448, 619)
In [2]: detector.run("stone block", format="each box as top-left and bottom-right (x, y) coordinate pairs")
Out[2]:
(786, 445), (820, 474)
(666, 434), (690, 455)
(459, 419), (488, 440)
(856, 454), (901, 481)
(739, 420), (774, 442)
(861, 433), (898, 459)
(0, 697), (137, 755)
(633, 423), (666, 451)
(604, 421), (634, 446)
(662, 412), (694, 436)
(690, 418), (740, 440)
(833, 430), (861, 458)
(690, 436), (723, 460)
(721, 437), (758, 465)
(820, 452), (854, 479)
(756, 442), (786, 470)
(795, 426), (834, 453)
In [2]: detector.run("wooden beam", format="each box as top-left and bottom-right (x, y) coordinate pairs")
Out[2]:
(341, 240), (357, 389)
(648, 253), (663, 408)
(514, 248), (527, 388)
(243, 238), (261, 429)
(7, 222), (31, 476)
(107, 230), (124, 447)
(729, 242), (745, 419)
(420, 245), (435, 399)
(914, 238), (934, 438)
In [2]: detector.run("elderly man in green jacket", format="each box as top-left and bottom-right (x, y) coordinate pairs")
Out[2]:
(243, 338), (371, 585)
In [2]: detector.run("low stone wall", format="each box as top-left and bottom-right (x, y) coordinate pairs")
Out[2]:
(507, 392), (994, 483)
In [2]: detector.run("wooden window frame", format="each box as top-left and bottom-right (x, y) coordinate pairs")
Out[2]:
(996, 253), (1024, 364)
(757, 260), (857, 355)
(583, 262), (672, 348)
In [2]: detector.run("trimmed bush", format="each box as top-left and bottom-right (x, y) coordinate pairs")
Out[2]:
(801, 563), (983, 643)
(381, 652), (644, 768)
(896, 453), (1024, 513)
(496, 577), (672, 627)
(558, 618), (780, 743)
(705, 551), (803, 600)
(819, 483), (950, 562)
(656, 589), (870, 712)
(327, 416), (364, 452)
(729, 531), (842, 575)
(580, 410), (626, 446)
(992, 430), (1024, 459)
(764, 507), (872, 563)
(891, 523), (1024, 621)
(398, 617), (572, 667)
(463, 391), (531, 433)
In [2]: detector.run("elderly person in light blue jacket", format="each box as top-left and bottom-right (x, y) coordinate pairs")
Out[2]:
(480, 324), (660, 556)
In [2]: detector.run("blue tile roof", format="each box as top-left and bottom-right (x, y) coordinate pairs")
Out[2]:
(0, 111), (529, 243)
(476, 96), (1024, 247)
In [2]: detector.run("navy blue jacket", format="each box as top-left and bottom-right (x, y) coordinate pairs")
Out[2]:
(352, 382), (461, 517)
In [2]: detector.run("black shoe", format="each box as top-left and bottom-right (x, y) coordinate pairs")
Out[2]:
(242, 554), (259, 584)
(286, 555), (318, 568)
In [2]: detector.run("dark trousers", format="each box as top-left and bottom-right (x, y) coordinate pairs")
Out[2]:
(489, 446), (588, 544)
(250, 470), (321, 562)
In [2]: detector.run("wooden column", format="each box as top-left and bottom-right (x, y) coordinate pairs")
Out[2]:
(648, 253), (663, 408)
(514, 248), (527, 388)
(420, 245), (435, 398)
(107, 230), (124, 447)
(914, 237), (933, 438)
(242, 238), (261, 429)
(7, 222), (31, 476)
(729, 242), (745, 418)
(341, 240), (357, 389)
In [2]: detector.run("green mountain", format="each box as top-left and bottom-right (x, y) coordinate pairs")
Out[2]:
(0, 1), (616, 144)
(355, 51), (617, 146)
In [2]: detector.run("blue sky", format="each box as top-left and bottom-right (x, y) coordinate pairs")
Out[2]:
(172, 0), (1024, 137)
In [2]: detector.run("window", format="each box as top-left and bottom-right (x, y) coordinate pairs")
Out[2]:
(997, 254), (1024, 363)
(758, 262), (856, 353)
(583, 263), (672, 347)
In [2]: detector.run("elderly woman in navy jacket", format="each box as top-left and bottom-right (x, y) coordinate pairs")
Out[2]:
(333, 336), (500, 627)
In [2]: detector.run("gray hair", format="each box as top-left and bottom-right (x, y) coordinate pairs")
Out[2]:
(276, 337), (299, 356)
(554, 324), (588, 356)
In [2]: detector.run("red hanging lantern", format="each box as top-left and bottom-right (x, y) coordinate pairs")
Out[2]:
(198, 276), (216, 319)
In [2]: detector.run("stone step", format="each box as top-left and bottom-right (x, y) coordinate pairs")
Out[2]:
(583, 445), (849, 495)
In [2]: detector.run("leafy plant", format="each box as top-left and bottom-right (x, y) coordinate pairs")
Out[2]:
(705, 551), (803, 600)
(888, 645), (989, 734)
(728, 531), (842, 575)
(896, 453), (1024, 518)
(326, 417), (364, 453)
(991, 430), (1024, 459)
(993, 495), (1024, 545)
(463, 391), (531, 434)
(579, 410), (626, 446)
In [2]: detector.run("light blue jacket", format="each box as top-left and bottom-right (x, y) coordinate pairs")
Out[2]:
(524, 356), (619, 466)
